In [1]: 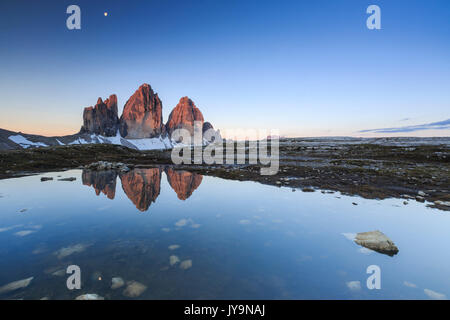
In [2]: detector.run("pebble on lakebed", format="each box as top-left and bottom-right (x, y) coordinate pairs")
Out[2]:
(75, 293), (104, 300)
(354, 230), (399, 256)
(180, 260), (193, 270)
(170, 255), (180, 266)
(0, 277), (34, 294)
(123, 281), (147, 298)
(111, 277), (125, 289)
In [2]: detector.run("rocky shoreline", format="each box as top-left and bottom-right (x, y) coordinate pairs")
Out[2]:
(0, 140), (449, 211)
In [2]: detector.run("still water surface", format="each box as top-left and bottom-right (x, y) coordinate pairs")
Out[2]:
(0, 168), (449, 299)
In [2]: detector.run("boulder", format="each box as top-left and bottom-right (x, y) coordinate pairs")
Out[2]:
(354, 230), (399, 256)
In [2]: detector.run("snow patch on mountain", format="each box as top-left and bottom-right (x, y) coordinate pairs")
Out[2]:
(64, 131), (173, 151)
(8, 135), (48, 148)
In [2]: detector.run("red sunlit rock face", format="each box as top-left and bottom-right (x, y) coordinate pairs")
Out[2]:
(80, 95), (119, 137)
(165, 168), (203, 200)
(119, 168), (162, 211)
(165, 97), (204, 138)
(82, 170), (118, 200)
(119, 84), (165, 139)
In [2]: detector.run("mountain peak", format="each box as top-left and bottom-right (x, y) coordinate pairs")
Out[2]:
(119, 84), (164, 139)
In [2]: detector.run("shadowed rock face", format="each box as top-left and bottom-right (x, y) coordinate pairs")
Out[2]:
(82, 170), (118, 199)
(202, 122), (213, 133)
(80, 95), (119, 137)
(202, 121), (222, 143)
(165, 97), (204, 138)
(120, 168), (162, 211)
(119, 84), (164, 139)
(165, 168), (203, 200)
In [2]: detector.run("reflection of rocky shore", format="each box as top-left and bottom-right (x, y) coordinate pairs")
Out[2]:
(120, 168), (162, 212)
(165, 168), (203, 200)
(82, 170), (118, 199)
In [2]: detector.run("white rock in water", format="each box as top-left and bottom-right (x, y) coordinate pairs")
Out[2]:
(14, 230), (35, 237)
(75, 293), (104, 300)
(354, 230), (399, 256)
(168, 245), (180, 250)
(180, 259), (192, 270)
(418, 191), (426, 196)
(54, 243), (90, 259)
(346, 281), (361, 291)
(169, 255), (180, 266)
(111, 277), (125, 289)
(175, 219), (188, 227)
(51, 269), (66, 277)
(123, 281), (147, 298)
(0, 277), (34, 294)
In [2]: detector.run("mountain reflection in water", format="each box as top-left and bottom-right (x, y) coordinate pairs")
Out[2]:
(82, 167), (203, 211)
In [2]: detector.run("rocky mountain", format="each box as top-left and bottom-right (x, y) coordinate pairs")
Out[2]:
(0, 83), (219, 151)
(80, 95), (119, 137)
(165, 97), (204, 138)
(119, 84), (165, 139)
(202, 122), (214, 133)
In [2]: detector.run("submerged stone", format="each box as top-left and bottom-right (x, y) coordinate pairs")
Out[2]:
(75, 293), (104, 300)
(54, 243), (90, 259)
(111, 277), (125, 289)
(170, 255), (180, 266)
(0, 277), (33, 294)
(180, 260), (192, 270)
(51, 269), (66, 277)
(354, 230), (399, 256)
(123, 281), (147, 298)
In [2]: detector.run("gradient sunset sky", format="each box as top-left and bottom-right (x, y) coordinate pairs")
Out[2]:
(0, 0), (449, 137)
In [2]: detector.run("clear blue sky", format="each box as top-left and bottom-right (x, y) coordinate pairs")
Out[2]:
(0, 0), (449, 137)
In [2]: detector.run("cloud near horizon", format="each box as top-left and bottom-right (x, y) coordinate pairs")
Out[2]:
(359, 119), (450, 134)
